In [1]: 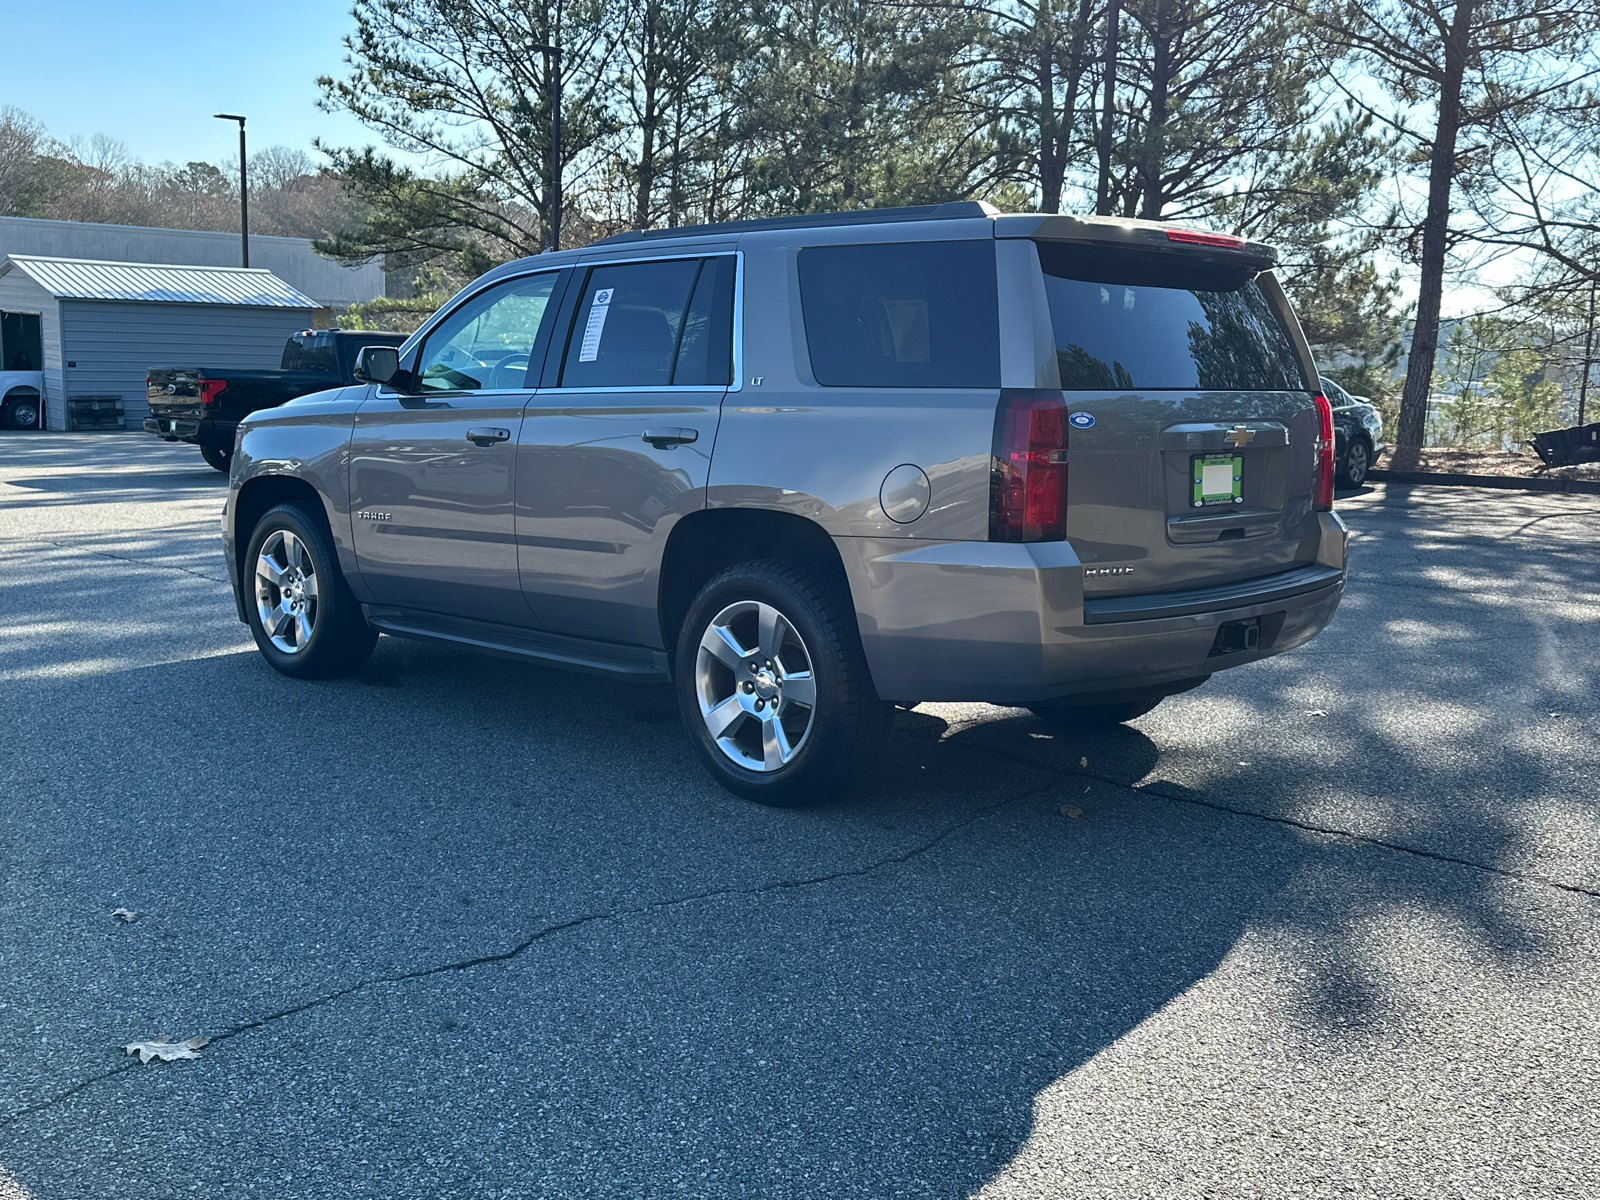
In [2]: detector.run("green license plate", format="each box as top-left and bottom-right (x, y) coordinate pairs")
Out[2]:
(1192, 454), (1243, 507)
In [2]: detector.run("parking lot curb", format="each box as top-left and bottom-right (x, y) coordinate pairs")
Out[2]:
(1368, 468), (1600, 495)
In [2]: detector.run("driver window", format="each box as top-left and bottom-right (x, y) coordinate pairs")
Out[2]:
(416, 273), (557, 392)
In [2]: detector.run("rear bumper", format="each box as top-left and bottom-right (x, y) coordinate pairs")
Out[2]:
(145, 416), (200, 440)
(842, 512), (1347, 704)
(144, 413), (236, 447)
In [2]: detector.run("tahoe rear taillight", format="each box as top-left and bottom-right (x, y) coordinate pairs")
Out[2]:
(991, 389), (1068, 542)
(1312, 393), (1335, 511)
(200, 377), (227, 407)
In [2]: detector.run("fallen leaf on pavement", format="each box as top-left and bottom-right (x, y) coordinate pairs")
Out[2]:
(1304, 709), (1329, 717)
(1060, 804), (1082, 819)
(1079, 757), (1088, 768)
(124, 1036), (209, 1064)
(112, 908), (140, 923)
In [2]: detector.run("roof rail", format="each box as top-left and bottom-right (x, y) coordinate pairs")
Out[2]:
(589, 200), (1000, 246)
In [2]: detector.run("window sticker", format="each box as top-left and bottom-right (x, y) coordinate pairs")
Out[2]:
(578, 288), (614, 362)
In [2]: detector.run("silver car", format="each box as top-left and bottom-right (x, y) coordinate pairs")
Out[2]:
(222, 202), (1347, 805)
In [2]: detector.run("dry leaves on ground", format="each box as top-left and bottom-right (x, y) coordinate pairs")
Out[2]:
(112, 908), (140, 923)
(1060, 804), (1082, 819)
(124, 1036), (209, 1064)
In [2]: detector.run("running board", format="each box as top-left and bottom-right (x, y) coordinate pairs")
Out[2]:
(363, 608), (671, 680)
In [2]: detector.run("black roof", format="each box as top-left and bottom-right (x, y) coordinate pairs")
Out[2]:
(588, 201), (998, 247)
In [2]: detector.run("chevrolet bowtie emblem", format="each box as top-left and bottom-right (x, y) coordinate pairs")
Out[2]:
(1224, 426), (1257, 447)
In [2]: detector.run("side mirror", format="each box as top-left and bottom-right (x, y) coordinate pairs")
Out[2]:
(354, 345), (401, 386)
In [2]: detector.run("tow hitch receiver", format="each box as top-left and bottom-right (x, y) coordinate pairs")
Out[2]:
(1210, 612), (1286, 657)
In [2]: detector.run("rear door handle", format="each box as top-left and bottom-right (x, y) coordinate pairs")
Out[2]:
(465, 427), (510, 445)
(642, 427), (698, 448)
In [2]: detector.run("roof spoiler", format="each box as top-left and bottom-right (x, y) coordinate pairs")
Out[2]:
(995, 213), (1277, 270)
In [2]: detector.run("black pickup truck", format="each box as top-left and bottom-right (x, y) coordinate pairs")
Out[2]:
(145, 329), (406, 472)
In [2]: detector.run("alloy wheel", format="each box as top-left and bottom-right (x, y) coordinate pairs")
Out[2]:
(255, 529), (319, 654)
(1346, 440), (1370, 486)
(694, 600), (817, 771)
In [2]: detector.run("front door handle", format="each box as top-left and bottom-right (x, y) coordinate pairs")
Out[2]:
(642, 427), (698, 448)
(465, 426), (510, 445)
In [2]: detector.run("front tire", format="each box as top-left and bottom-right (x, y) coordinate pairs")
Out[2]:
(201, 444), (233, 473)
(244, 502), (377, 679)
(675, 559), (892, 806)
(3, 398), (40, 430)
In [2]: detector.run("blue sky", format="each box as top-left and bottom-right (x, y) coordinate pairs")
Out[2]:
(3, 0), (383, 165)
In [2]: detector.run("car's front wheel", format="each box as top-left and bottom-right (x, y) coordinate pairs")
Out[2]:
(244, 502), (377, 678)
(2, 397), (41, 430)
(675, 559), (891, 806)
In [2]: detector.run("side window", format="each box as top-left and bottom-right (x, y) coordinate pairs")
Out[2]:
(797, 241), (1000, 388)
(672, 256), (735, 387)
(415, 273), (558, 392)
(559, 258), (721, 388)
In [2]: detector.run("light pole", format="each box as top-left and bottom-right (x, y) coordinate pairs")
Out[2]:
(214, 114), (249, 267)
(530, 43), (561, 251)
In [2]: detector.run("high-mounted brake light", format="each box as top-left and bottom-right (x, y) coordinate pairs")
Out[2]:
(991, 389), (1069, 542)
(1312, 393), (1335, 511)
(199, 377), (228, 407)
(1165, 228), (1246, 250)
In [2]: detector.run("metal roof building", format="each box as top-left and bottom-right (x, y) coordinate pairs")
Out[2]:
(0, 254), (316, 431)
(0, 215), (385, 312)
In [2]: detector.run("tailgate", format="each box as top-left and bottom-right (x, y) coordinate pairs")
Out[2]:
(1015, 232), (1323, 596)
(1065, 390), (1321, 595)
(146, 369), (204, 418)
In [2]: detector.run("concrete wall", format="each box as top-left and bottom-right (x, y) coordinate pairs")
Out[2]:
(0, 215), (384, 311)
(0, 268), (65, 428)
(59, 300), (314, 428)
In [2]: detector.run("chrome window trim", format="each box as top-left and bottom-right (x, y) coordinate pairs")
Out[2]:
(530, 385), (732, 396)
(377, 251), (743, 399)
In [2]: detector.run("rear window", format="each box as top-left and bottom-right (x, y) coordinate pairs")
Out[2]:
(1036, 243), (1305, 391)
(798, 241), (999, 388)
(281, 332), (336, 373)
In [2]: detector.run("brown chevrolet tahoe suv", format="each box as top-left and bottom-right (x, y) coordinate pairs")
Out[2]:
(222, 202), (1347, 805)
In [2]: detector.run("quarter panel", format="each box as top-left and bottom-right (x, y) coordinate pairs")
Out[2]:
(712, 238), (996, 542)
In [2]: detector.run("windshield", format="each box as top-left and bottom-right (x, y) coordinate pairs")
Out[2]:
(1036, 243), (1305, 392)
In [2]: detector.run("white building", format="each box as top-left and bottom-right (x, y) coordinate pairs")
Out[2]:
(0, 255), (317, 431)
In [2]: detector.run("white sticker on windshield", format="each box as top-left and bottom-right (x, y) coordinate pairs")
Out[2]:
(578, 288), (614, 362)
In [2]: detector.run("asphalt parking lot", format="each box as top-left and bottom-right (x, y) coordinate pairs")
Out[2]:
(1, 433), (1597, 1199)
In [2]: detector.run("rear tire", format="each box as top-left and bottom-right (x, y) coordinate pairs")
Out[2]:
(1339, 438), (1371, 488)
(244, 502), (377, 679)
(201, 444), (233, 473)
(675, 559), (892, 806)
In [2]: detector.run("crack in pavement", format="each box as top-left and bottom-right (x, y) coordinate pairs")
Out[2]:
(0, 779), (1053, 1133)
(911, 718), (1600, 901)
